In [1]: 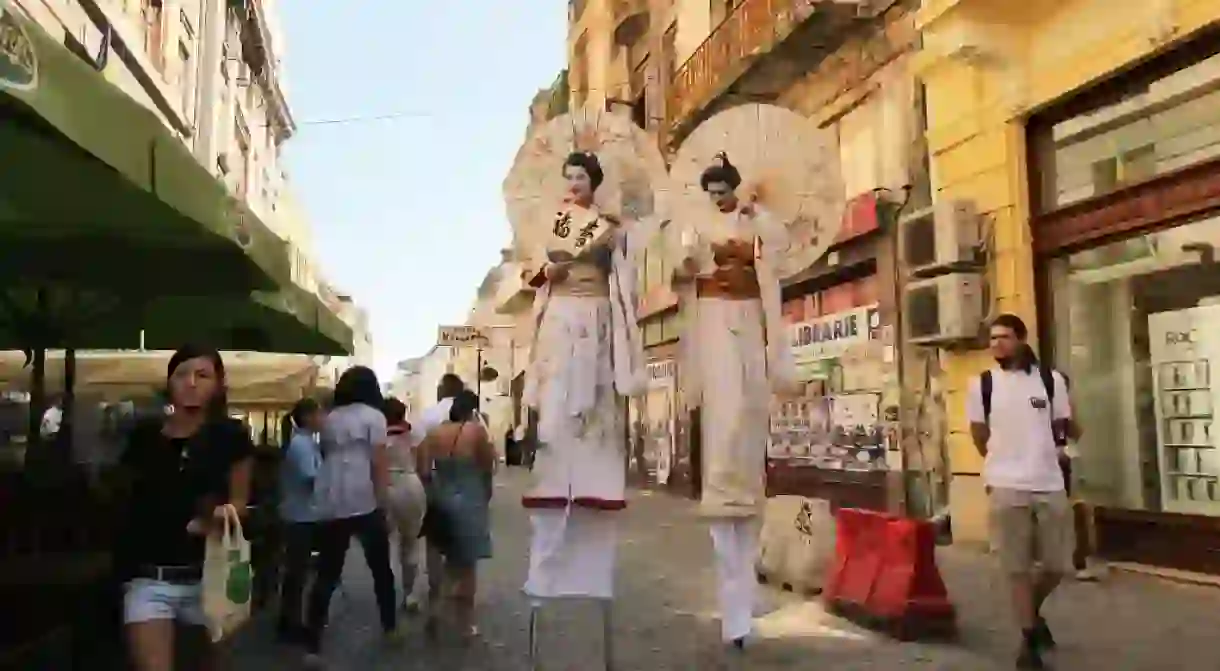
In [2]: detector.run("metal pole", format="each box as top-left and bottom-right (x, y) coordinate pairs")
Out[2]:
(476, 347), (482, 400)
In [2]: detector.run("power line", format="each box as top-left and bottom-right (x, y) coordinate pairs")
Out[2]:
(288, 111), (433, 127)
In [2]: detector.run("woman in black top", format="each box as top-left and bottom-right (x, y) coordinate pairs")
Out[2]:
(114, 346), (254, 671)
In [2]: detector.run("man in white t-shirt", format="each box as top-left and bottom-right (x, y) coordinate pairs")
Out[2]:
(966, 314), (1074, 671)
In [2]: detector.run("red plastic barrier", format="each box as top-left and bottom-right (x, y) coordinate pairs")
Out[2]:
(823, 508), (888, 608)
(868, 518), (954, 621)
(824, 508), (956, 640)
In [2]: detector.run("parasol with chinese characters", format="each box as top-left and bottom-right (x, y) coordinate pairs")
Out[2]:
(667, 103), (847, 276)
(502, 104), (669, 274)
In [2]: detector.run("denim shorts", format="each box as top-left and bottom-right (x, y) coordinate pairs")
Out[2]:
(123, 578), (206, 625)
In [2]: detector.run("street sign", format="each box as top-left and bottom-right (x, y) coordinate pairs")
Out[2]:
(437, 325), (487, 347)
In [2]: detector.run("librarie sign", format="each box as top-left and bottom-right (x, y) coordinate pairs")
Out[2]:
(437, 325), (486, 348)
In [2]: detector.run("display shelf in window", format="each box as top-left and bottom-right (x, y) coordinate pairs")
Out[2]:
(1148, 308), (1220, 515)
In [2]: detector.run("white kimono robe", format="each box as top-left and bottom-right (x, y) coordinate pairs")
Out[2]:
(677, 205), (796, 519)
(676, 205), (796, 642)
(521, 218), (646, 600)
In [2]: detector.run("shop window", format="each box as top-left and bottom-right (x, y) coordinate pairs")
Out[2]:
(838, 100), (880, 200)
(178, 41), (194, 121)
(1049, 214), (1220, 516)
(140, 0), (165, 73)
(1036, 52), (1220, 212)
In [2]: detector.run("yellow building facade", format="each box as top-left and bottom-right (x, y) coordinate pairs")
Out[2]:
(918, 0), (1220, 569)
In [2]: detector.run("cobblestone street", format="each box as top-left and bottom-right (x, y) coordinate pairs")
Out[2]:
(227, 470), (1220, 670)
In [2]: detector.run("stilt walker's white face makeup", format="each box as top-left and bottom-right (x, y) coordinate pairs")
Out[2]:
(564, 165), (593, 205)
(705, 180), (738, 212)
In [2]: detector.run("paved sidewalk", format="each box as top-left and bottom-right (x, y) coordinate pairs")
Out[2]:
(226, 470), (1220, 670)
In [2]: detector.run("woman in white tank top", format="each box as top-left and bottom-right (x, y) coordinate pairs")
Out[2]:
(383, 398), (427, 611)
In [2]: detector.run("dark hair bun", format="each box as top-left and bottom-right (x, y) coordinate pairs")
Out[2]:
(700, 152), (743, 192)
(562, 151), (605, 192)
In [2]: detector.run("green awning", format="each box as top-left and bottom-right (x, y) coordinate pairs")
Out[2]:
(0, 285), (354, 355)
(0, 2), (288, 291)
(0, 122), (278, 295)
(139, 287), (355, 356)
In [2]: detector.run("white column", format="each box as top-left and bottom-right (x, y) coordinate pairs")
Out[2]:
(191, 0), (227, 168)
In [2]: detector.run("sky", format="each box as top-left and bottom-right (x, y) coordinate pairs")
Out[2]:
(279, 3), (566, 380)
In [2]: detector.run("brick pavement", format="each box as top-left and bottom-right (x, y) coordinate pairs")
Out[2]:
(226, 470), (1220, 670)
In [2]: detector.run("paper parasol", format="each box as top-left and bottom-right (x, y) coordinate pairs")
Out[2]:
(667, 104), (847, 277)
(502, 104), (670, 269)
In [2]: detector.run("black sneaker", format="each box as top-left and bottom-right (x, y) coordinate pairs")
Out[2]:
(1032, 616), (1057, 650)
(1016, 640), (1045, 669)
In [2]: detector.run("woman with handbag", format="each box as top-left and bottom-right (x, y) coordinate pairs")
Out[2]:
(112, 345), (255, 671)
(416, 390), (495, 642)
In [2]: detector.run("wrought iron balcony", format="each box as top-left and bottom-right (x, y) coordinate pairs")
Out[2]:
(667, 0), (871, 144)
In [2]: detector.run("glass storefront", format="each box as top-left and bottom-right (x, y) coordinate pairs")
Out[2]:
(1036, 50), (1220, 211)
(1049, 214), (1220, 517)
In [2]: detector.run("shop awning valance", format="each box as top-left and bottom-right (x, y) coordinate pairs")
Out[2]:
(138, 285), (355, 356)
(0, 282), (354, 356)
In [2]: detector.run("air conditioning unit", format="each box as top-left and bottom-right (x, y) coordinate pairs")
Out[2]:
(903, 200), (981, 275)
(904, 273), (984, 345)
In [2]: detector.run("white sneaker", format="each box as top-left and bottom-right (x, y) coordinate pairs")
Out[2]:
(1075, 559), (1104, 581)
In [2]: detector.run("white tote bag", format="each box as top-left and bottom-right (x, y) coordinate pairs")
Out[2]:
(201, 504), (253, 641)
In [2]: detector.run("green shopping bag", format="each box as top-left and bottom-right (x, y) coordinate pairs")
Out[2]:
(202, 504), (253, 641)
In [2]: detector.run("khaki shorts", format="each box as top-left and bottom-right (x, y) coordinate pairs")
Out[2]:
(988, 487), (1075, 575)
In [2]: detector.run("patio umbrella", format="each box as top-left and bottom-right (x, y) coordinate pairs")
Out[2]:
(667, 103), (846, 277)
(0, 350), (324, 405)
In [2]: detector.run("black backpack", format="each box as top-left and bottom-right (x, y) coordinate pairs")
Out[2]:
(980, 367), (1070, 447)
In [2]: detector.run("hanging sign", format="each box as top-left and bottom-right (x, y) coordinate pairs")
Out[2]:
(437, 325), (487, 348)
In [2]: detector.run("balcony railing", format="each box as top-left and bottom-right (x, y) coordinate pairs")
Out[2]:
(668, 0), (823, 133)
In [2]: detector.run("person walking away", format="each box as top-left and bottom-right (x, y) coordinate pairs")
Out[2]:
(1047, 371), (1095, 581)
(967, 314), (1075, 670)
(416, 390), (494, 642)
(408, 373), (467, 609)
(382, 397), (427, 612)
(276, 397), (324, 643)
(504, 428), (519, 467)
(112, 346), (254, 671)
(303, 366), (400, 662)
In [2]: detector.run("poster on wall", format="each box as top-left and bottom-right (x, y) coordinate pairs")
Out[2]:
(1148, 306), (1220, 516)
(768, 304), (886, 471)
(769, 392), (884, 470)
(629, 360), (677, 485)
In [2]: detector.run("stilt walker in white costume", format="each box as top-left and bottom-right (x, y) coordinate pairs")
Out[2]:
(667, 104), (845, 649)
(503, 105), (666, 670)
